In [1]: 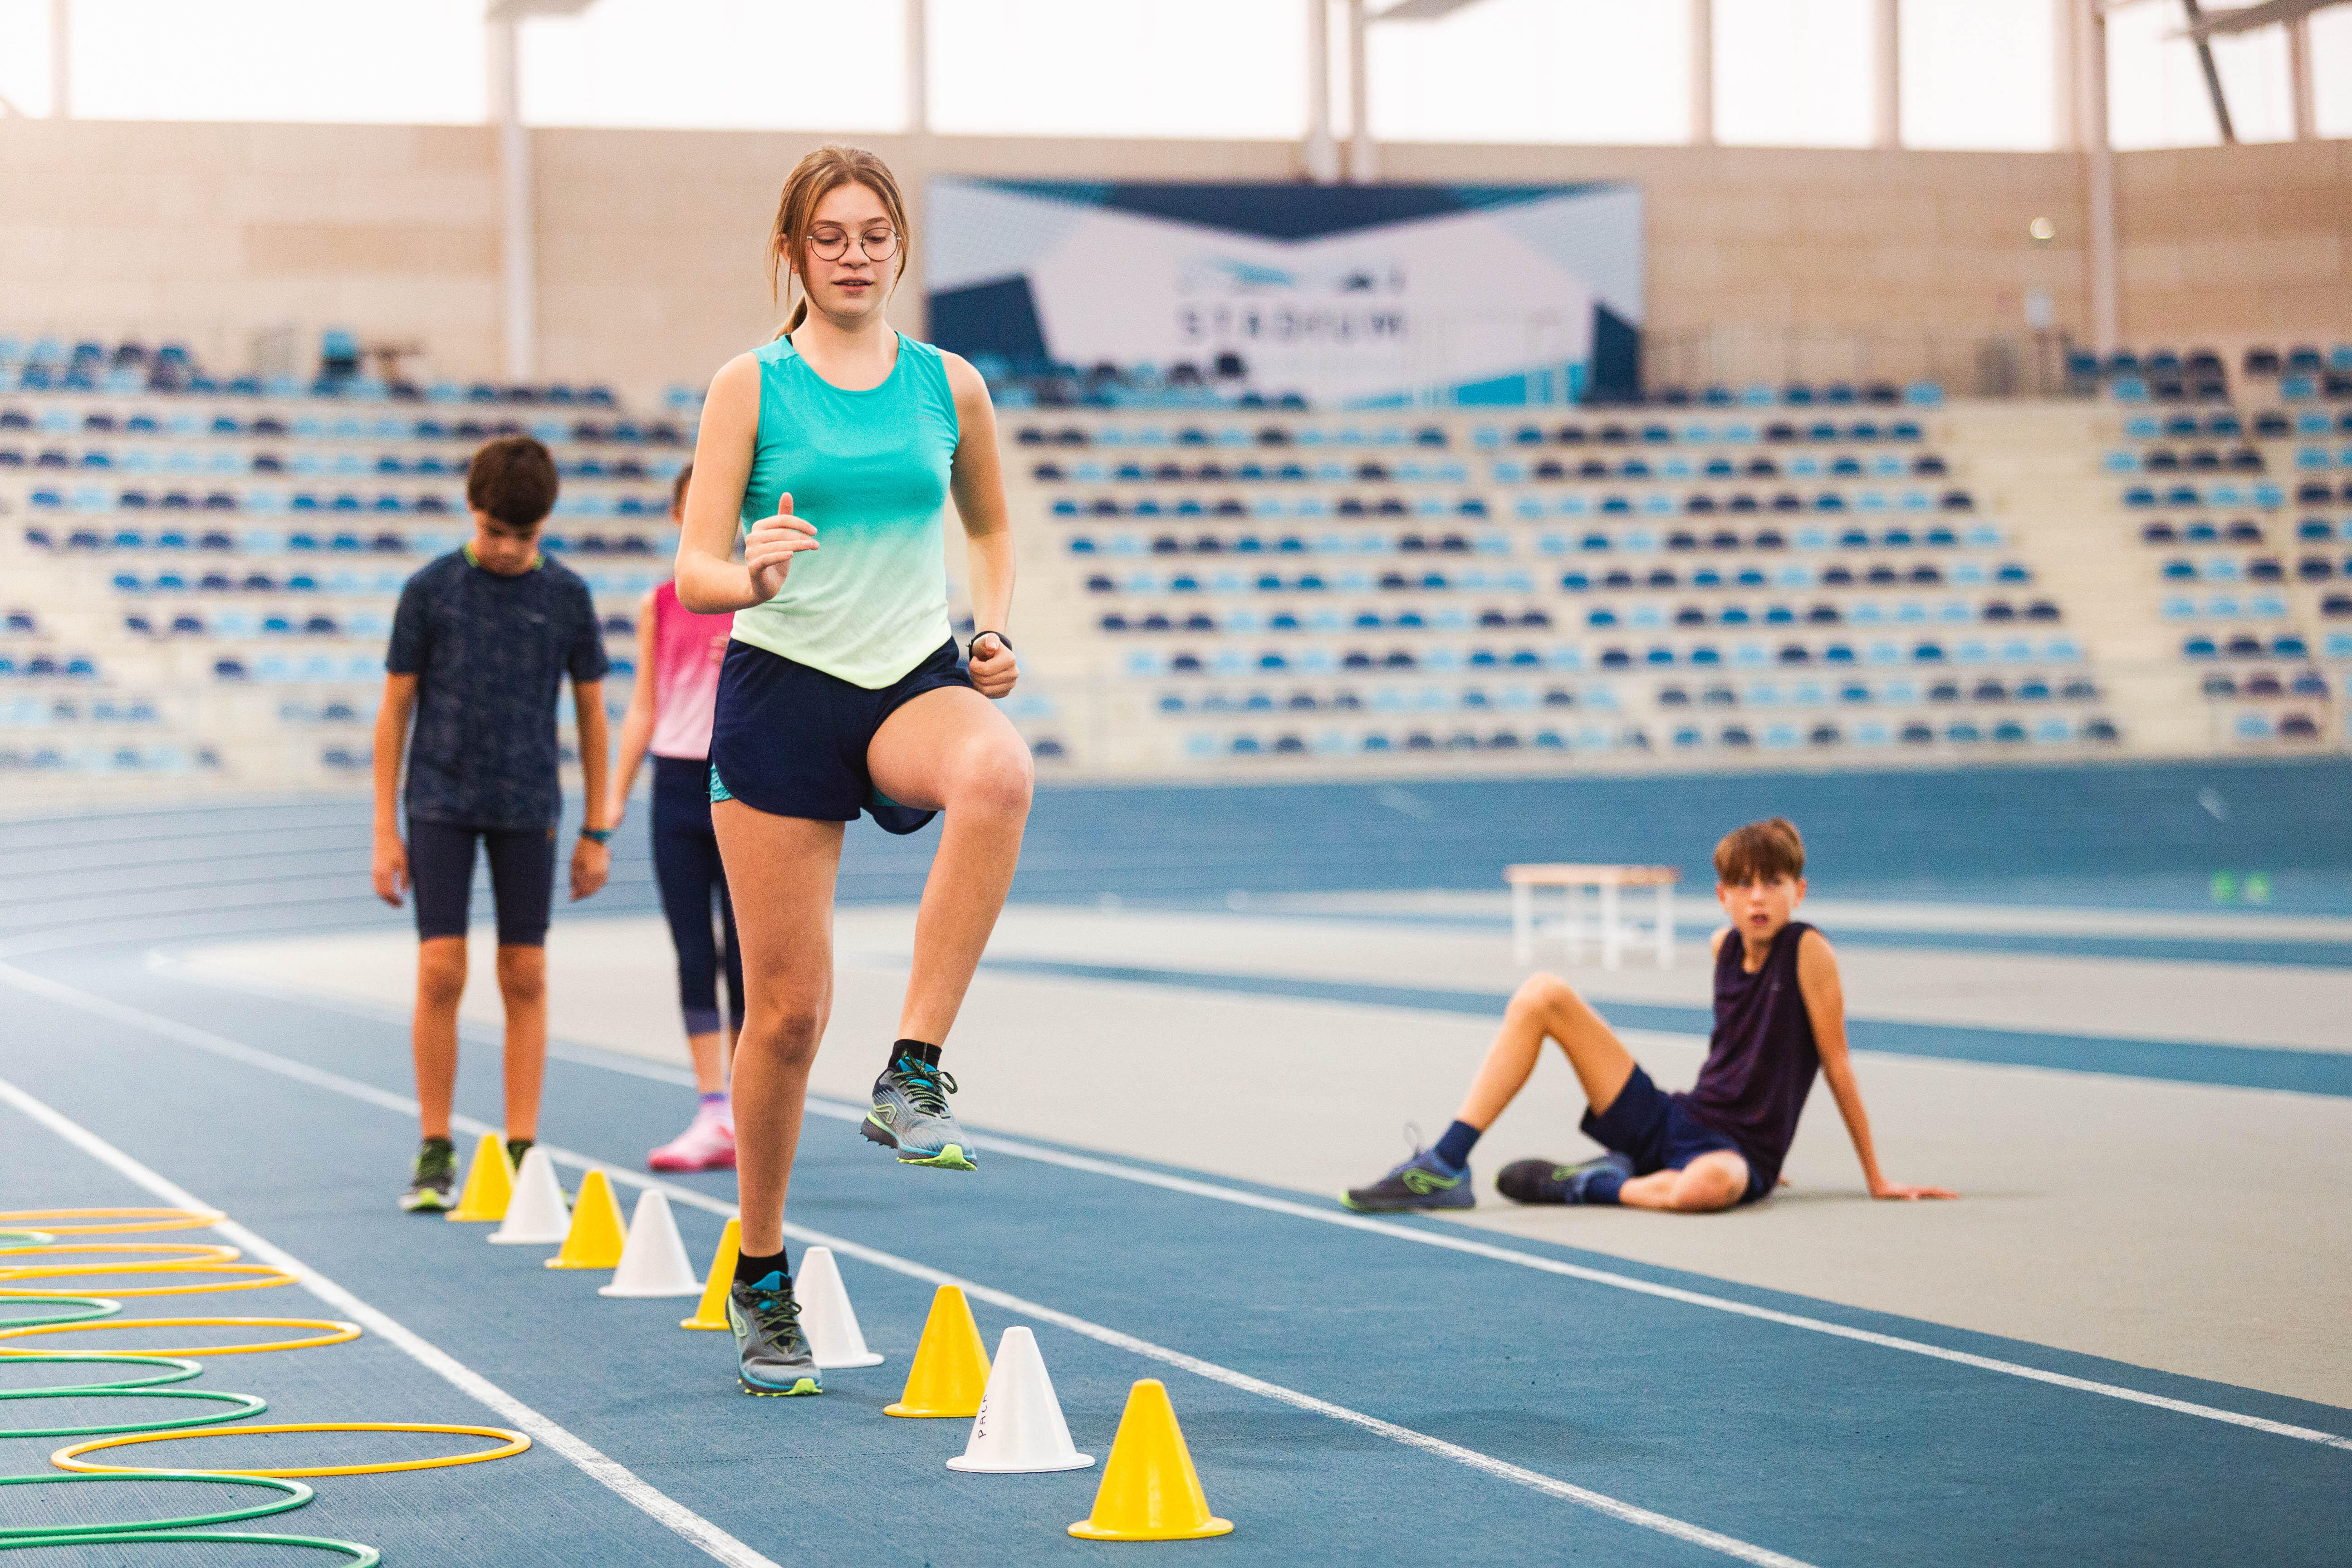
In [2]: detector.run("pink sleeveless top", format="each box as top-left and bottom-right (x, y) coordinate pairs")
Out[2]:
(649, 582), (730, 760)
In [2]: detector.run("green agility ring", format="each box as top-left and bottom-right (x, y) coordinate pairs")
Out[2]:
(0, 1529), (376, 1563)
(0, 1388), (265, 1440)
(0, 1298), (117, 1333)
(0, 1472), (313, 1540)
(0, 1355), (201, 1394)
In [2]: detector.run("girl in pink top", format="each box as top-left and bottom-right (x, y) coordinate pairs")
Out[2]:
(608, 464), (743, 1170)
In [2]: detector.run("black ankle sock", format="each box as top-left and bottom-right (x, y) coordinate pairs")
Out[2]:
(892, 1038), (942, 1069)
(735, 1247), (789, 1287)
(1432, 1120), (1481, 1172)
(505, 1138), (534, 1169)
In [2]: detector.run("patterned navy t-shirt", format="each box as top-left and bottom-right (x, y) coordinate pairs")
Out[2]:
(387, 549), (609, 830)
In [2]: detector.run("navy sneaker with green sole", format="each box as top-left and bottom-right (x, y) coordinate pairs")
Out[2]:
(1341, 1147), (1473, 1213)
(397, 1137), (456, 1213)
(728, 1272), (821, 1396)
(1497, 1152), (1635, 1205)
(861, 1054), (976, 1171)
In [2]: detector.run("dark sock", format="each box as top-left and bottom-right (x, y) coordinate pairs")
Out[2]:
(891, 1038), (941, 1070)
(1576, 1167), (1627, 1205)
(505, 1137), (534, 1169)
(734, 1246), (789, 1287)
(1431, 1119), (1481, 1173)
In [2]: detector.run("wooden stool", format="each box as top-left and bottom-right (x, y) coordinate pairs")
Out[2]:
(1504, 863), (1678, 970)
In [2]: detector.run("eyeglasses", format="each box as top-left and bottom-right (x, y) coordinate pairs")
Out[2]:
(808, 225), (899, 263)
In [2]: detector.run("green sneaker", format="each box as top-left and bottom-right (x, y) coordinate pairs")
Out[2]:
(727, 1272), (822, 1396)
(860, 1053), (976, 1171)
(1341, 1146), (1473, 1213)
(1497, 1152), (1635, 1205)
(398, 1137), (456, 1213)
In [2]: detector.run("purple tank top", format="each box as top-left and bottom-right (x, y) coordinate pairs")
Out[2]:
(1683, 921), (1821, 1187)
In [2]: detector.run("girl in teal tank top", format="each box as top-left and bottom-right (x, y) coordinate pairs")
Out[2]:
(673, 147), (1032, 1397)
(730, 332), (959, 688)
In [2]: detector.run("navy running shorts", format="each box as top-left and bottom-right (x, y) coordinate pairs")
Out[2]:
(1581, 1065), (1771, 1204)
(707, 637), (974, 836)
(407, 819), (556, 946)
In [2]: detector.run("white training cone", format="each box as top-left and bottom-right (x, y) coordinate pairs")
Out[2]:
(598, 1189), (701, 1298)
(797, 1245), (884, 1369)
(488, 1146), (569, 1245)
(946, 1326), (1094, 1474)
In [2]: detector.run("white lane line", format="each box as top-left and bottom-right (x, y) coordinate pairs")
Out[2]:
(0, 1071), (783, 1568)
(80, 956), (2352, 1455)
(8, 960), (1818, 1567)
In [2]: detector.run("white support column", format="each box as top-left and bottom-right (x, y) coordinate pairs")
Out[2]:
(489, 16), (535, 383)
(2074, 0), (2117, 353)
(906, 0), (928, 136)
(2052, 0), (2077, 150)
(1305, 0), (1339, 184)
(1689, 0), (1714, 146)
(1346, 0), (1376, 185)
(48, 0), (70, 118)
(2288, 15), (2317, 142)
(1872, 0), (1900, 150)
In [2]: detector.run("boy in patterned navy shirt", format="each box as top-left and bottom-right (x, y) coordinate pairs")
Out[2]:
(372, 435), (613, 1211)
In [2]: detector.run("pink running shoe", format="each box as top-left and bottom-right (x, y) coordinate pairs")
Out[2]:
(648, 1109), (736, 1172)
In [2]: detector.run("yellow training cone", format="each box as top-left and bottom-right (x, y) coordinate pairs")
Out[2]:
(884, 1285), (989, 1418)
(446, 1133), (515, 1223)
(680, 1218), (740, 1331)
(1068, 1379), (1233, 1541)
(544, 1169), (627, 1270)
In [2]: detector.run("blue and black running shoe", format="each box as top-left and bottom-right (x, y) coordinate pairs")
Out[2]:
(1341, 1146), (1474, 1213)
(1498, 1152), (1635, 1205)
(397, 1137), (456, 1213)
(728, 1272), (821, 1397)
(861, 1053), (976, 1171)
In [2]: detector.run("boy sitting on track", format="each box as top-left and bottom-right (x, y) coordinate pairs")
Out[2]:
(1344, 817), (1955, 1214)
(371, 434), (615, 1212)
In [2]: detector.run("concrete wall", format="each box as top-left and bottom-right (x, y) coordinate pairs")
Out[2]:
(0, 117), (2342, 403)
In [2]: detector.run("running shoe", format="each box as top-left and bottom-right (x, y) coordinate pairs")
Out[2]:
(1341, 1146), (1474, 1213)
(861, 1053), (976, 1171)
(728, 1271), (822, 1396)
(398, 1137), (456, 1213)
(505, 1137), (535, 1171)
(1497, 1152), (1635, 1205)
(649, 1107), (736, 1172)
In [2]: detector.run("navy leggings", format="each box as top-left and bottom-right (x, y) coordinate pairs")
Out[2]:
(652, 755), (743, 1037)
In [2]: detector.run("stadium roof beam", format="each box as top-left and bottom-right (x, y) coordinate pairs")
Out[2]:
(2176, 0), (2238, 142)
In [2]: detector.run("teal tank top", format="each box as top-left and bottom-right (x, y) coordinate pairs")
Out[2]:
(729, 332), (959, 688)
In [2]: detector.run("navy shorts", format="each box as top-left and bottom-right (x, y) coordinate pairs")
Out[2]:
(407, 819), (556, 946)
(1582, 1066), (1770, 1204)
(708, 637), (974, 836)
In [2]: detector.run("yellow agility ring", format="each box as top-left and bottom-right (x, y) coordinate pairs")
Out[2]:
(0, 1267), (292, 1299)
(0, 1244), (241, 1280)
(52, 1421), (532, 1479)
(0, 1318), (360, 1358)
(0, 1210), (223, 1237)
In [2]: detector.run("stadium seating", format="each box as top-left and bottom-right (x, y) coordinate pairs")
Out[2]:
(12, 328), (2347, 799)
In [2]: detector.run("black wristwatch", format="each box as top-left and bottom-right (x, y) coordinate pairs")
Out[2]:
(579, 827), (613, 845)
(970, 629), (1013, 657)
